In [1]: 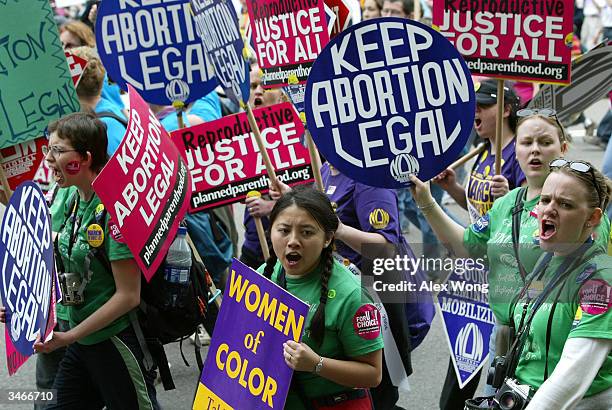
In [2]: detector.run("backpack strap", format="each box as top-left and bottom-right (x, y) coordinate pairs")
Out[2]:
(511, 187), (528, 281)
(96, 111), (128, 127)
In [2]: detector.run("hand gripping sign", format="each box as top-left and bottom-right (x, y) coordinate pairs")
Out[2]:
(92, 86), (192, 282)
(305, 18), (475, 189)
(194, 259), (309, 410)
(0, 0), (80, 149)
(170, 102), (314, 211)
(246, 0), (330, 88)
(191, 0), (250, 107)
(0, 182), (54, 375)
(95, 0), (217, 105)
(433, 0), (574, 84)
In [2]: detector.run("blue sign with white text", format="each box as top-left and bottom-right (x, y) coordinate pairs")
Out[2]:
(0, 182), (54, 357)
(96, 0), (218, 105)
(190, 0), (250, 106)
(305, 18), (475, 188)
(438, 270), (494, 388)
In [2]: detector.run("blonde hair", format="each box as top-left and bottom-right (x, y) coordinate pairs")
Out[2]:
(553, 161), (612, 209)
(517, 114), (571, 144)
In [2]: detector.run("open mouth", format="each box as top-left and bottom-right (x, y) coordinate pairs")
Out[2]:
(529, 158), (542, 168)
(50, 166), (65, 184)
(285, 252), (302, 267)
(540, 220), (557, 240)
(474, 118), (482, 128)
(253, 96), (263, 107)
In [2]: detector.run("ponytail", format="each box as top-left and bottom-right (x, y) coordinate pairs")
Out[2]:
(309, 244), (334, 346)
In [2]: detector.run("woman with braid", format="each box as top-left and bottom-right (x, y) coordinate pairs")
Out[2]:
(259, 185), (383, 409)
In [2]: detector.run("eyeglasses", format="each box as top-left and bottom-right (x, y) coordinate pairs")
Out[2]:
(517, 108), (567, 141)
(549, 158), (602, 208)
(48, 145), (78, 158)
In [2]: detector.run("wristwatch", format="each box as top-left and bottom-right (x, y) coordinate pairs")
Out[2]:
(313, 356), (324, 374)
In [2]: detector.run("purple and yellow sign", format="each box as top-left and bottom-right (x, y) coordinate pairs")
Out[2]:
(194, 259), (309, 409)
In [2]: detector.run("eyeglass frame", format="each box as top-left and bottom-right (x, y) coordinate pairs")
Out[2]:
(516, 108), (567, 142)
(549, 158), (603, 209)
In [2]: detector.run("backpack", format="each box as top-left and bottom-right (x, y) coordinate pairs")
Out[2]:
(61, 192), (220, 390)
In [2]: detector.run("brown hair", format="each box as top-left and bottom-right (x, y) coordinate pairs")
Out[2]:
(70, 46), (105, 99)
(60, 21), (95, 48)
(553, 161), (612, 210)
(47, 112), (108, 173)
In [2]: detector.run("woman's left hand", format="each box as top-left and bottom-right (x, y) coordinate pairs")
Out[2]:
(283, 340), (319, 372)
(34, 331), (75, 354)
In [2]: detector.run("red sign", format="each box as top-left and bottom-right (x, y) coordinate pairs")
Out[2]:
(0, 137), (47, 190)
(170, 102), (314, 211)
(92, 86), (192, 281)
(433, 0), (574, 84)
(326, 0), (351, 38)
(64, 51), (88, 87)
(246, 0), (330, 88)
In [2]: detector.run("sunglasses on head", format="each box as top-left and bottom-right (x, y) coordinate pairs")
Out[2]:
(549, 158), (602, 208)
(517, 108), (567, 141)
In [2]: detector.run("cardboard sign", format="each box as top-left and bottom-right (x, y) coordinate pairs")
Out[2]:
(0, 182), (54, 375)
(65, 51), (88, 87)
(191, 0), (250, 106)
(437, 269), (494, 388)
(194, 259), (309, 410)
(170, 102), (314, 211)
(433, 0), (574, 84)
(283, 84), (307, 120)
(0, 138), (48, 191)
(95, 0), (217, 105)
(529, 44), (612, 124)
(246, 0), (330, 88)
(0, 0), (80, 149)
(92, 86), (192, 281)
(305, 18), (475, 189)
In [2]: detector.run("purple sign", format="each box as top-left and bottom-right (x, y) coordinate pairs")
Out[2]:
(194, 259), (309, 409)
(437, 268), (494, 388)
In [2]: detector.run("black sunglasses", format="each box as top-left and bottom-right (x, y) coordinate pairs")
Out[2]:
(549, 158), (602, 208)
(517, 108), (567, 141)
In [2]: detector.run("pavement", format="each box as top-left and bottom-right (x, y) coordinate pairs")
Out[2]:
(0, 99), (609, 409)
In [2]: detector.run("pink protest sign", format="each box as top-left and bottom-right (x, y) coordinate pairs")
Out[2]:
(170, 102), (314, 211)
(246, 0), (330, 88)
(433, 0), (573, 84)
(92, 86), (192, 282)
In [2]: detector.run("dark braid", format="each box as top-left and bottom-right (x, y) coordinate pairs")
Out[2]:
(309, 244), (335, 346)
(263, 253), (278, 280)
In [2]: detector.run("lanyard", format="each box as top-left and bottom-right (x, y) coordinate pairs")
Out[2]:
(55, 194), (83, 273)
(506, 239), (594, 379)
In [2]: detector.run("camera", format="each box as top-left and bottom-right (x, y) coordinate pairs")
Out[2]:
(494, 378), (533, 410)
(487, 356), (509, 389)
(58, 272), (84, 306)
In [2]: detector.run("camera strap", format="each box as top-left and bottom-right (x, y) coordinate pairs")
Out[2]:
(511, 187), (528, 281)
(506, 239), (594, 379)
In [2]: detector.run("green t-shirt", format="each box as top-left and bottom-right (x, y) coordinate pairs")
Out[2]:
(464, 187), (610, 324)
(512, 248), (612, 397)
(258, 259), (384, 409)
(49, 186), (77, 321)
(55, 191), (133, 345)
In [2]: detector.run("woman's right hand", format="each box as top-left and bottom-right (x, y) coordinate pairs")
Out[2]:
(268, 176), (291, 200)
(432, 168), (457, 191)
(0, 306), (6, 324)
(409, 175), (435, 207)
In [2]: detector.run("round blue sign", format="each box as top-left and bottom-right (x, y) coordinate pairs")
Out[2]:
(96, 0), (218, 105)
(0, 181), (54, 355)
(305, 18), (475, 188)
